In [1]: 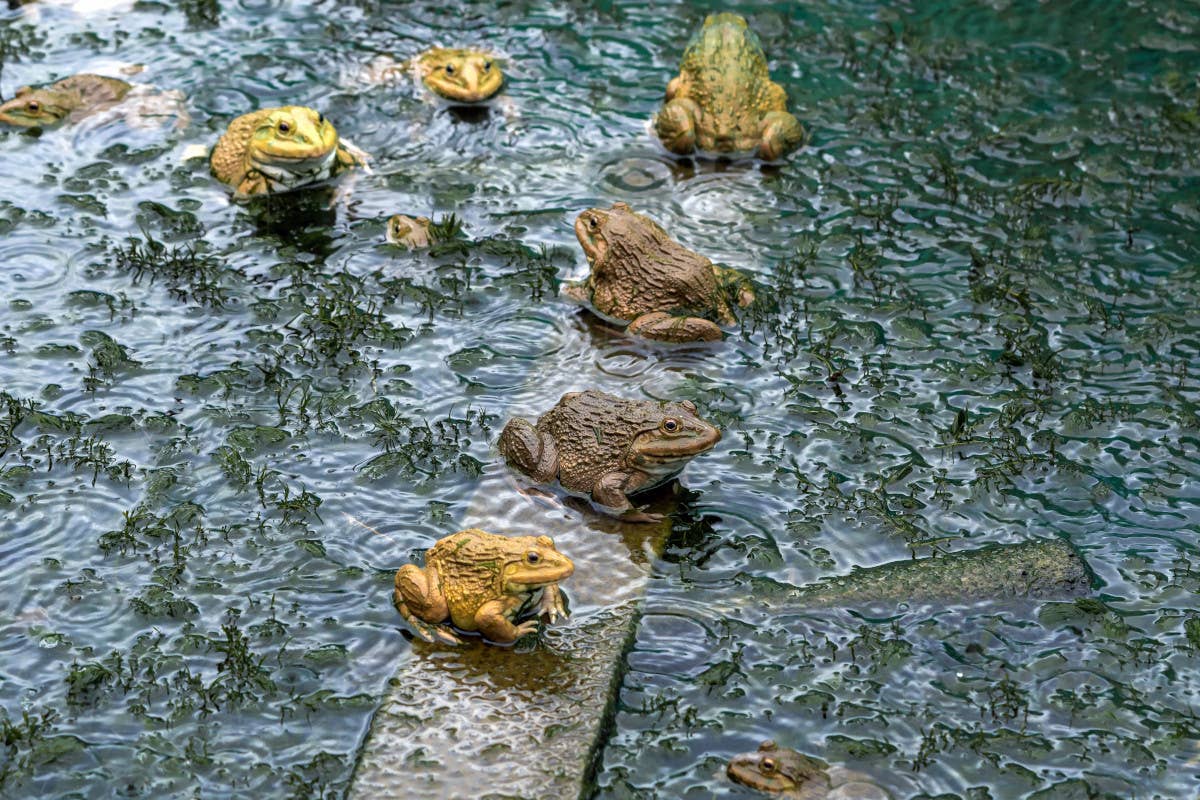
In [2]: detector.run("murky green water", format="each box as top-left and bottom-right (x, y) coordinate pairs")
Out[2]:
(1, 0), (1198, 797)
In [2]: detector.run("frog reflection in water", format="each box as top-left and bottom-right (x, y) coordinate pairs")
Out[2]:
(394, 528), (574, 645)
(497, 390), (721, 523)
(209, 106), (368, 199)
(655, 12), (804, 160)
(0, 74), (131, 128)
(728, 741), (891, 800)
(562, 202), (756, 342)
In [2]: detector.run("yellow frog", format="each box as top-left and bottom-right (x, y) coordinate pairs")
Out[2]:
(208, 106), (367, 199)
(394, 529), (574, 645)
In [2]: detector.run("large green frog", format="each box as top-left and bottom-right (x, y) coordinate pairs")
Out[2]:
(0, 73), (131, 128)
(562, 202), (756, 342)
(497, 389), (721, 523)
(655, 13), (804, 160)
(394, 528), (574, 645)
(727, 741), (890, 799)
(209, 106), (367, 199)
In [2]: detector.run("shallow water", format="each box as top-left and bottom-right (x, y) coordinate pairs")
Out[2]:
(1, 0), (1198, 797)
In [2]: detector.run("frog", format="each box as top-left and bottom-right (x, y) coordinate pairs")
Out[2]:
(0, 73), (132, 129)
(209, 106), (368, 199)
(655, 13), (804, 160)
(386, 214), (433, 249)
(355, 47), (505, 105)
(393, 528), (574, 645)
(414, 48), (504, 104)
(727, 741), (891, 800)
(497, 389), (721, 523)
(562, 202), (756, 342)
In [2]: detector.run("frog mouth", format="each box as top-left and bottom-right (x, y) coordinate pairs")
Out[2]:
(633, 426), (722, 462)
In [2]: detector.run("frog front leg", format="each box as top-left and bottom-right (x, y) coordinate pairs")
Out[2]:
(627, 311), (724, 342)
(593, 471), (663, 523)
(497, 418), (559, 483)
(394, 564), (462, 644)
(236, 171), (270, 198)
(655, 97), (700, 155)
(758, 110), (804, 161)
(474, 597), (540, 644)
(535, 583), (569, 624)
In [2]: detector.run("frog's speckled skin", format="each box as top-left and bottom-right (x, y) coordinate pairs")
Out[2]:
(497, 389), (721, 522)
(0, 74), (131, 128)
(655, 13), (804, 160)
(393, 528), (574, 645)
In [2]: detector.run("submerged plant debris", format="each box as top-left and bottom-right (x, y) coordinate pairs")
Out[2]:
(0, 1), (1198, 799)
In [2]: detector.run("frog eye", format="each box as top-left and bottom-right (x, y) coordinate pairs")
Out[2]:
(317, 113), (325, 125)
(483, 61), (492, 72)
(526, 550), (541, 564)
(588, 216), (599, 230)
(662, 418), (680, 433)
(26, 100), (39, 113)
(760, 757), (778, 774)
(445, 63), (456, 75)
(278, 120), (291, 133)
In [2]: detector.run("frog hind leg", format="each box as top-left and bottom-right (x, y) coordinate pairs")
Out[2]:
(655, 97), (699, 155)
(497, 418), (559, 483)
(627, 311), (723, 342)
(394, 564), (460, 644)
(759, 111), (804, 161)
(475, 598), (539, 644)
(593, 471), (663, 523)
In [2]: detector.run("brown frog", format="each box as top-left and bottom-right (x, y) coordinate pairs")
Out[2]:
(655, 13), (804, 160)
(727, 741), (891, 800)
(394, 528), (574, 645)
(0, 73), (131, 128)
(562, 202), (755, 343)
(497, 389), (721, 523)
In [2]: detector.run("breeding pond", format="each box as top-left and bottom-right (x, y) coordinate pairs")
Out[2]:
(2, 1), (1199, 798)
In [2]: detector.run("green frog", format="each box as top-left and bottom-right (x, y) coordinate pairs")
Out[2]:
(497, 389), (721, 523)
(655, 13), (804, 160)
(562, 202), (756, 342)
(394, 528), (574, 645)
(0, 73), (131, 128)
(727, 741), (890, 799)
(209, 106), (368, 199)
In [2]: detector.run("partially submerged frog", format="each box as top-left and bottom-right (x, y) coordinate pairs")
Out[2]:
(727, 741), (891, 800)
(393, 528), (574, 645)
(0, 73), (131, 128)
(209, 106), (368, 199)
(356, 47), (505, 105)
(562, 202), (756, 342)
(655, 13), (804, 160)
(497, 389), (721, 523)
(414, 48), (504, 104)
(386, 215), (433, 249)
